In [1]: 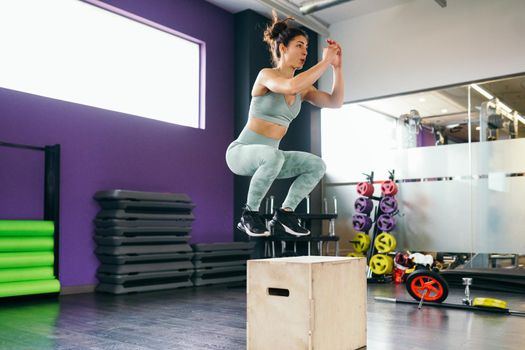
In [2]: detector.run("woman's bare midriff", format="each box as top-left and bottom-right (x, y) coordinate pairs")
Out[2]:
(248, 116), (288, 140)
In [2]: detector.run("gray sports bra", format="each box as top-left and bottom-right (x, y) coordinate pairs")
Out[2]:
(248, 91), (302, 127)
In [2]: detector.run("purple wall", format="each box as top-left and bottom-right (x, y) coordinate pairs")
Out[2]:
(0, 0), (234, 287)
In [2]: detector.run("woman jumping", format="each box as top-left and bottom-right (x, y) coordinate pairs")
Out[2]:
(226, 11), (344, 237)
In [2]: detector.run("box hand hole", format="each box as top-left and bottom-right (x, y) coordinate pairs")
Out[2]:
(268, 288), (290, 297)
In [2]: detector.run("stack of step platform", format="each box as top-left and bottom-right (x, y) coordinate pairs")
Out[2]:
(0, 220), (60, 298)
(191, 242), (255, 287)
(94, 190), (195, 294)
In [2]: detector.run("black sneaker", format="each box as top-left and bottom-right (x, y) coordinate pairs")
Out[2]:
(271, 209), (310, 237)
(237, 210), (270, 237)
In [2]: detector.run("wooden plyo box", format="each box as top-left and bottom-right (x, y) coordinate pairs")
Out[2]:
(247, 256), (367, 350)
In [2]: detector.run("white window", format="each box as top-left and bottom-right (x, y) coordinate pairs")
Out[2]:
(321, 104), (397, 182)
(0, 0), (205, 128)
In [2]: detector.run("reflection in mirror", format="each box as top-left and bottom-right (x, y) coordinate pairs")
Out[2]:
(356, 75), (525, 147)
(321, 73), (524, 294)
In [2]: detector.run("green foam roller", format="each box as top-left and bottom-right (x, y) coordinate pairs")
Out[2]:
(0, 237), (54, 252)
(0, 267), (54, 282)
(0, 279), (60, 298)
(0, 252), (54, 268)
(0, 220), (54, 236)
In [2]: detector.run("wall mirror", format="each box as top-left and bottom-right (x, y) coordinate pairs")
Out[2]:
(321, 73), (525, 290)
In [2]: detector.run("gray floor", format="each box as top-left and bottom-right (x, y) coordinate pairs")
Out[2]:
(0, 283), (524, 349)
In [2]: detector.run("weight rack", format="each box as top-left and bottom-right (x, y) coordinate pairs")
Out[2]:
(0, 141), (61, 300)
(261, 195), (339, 257)
(356, 170), (399, 282)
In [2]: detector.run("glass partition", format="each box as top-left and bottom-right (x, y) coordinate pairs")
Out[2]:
(321, 74), (525, 280)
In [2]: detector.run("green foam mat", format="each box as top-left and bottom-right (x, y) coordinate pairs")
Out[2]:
(0, 252), (54, 268)
(0, 220), (54, 236)
(0, 267), (54, 283)
(0, 237), (54, 252)
(0, 279), (60, 298)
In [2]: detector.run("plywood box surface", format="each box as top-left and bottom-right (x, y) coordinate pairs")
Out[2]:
(247, 256), (367, 350)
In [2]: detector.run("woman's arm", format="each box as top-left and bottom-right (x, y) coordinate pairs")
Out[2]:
(255, 44), (339, 95)
(304, 41), (344, 108)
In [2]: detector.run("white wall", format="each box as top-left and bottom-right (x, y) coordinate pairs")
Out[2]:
(320, 0), (525, 102)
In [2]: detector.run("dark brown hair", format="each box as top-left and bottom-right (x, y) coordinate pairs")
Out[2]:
(263, 10), (308, 66)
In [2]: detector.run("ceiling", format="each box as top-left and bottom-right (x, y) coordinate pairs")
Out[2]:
(205, 0), (415, 28)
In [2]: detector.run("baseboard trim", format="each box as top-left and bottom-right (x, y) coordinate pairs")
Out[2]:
(60, 284), (96, 295)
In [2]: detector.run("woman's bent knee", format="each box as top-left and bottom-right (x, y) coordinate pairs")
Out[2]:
(309, 155), (326, 177)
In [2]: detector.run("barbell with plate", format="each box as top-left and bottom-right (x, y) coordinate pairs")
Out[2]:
(377, 214), (396, 232)
(347, 252), (365, 258)
(350, 233), (371, 253)
(354, 197), (373, 214)
(370, 254), (394, 275)
(374, 232), (397, 253)
(379, 196), (398, 214)
(352, 214), (373, 232)
(356, 182), (374, 197)
(381, 180), (398, 196)
(472, 297), (508, 309)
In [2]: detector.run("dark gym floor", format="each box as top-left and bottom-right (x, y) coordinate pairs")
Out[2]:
(1, 283), (524, 349)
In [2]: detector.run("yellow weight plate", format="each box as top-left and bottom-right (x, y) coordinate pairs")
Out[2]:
(347, 252), (365, 257)
(374, 232), (397, 253)
(369, 254), (393, 275)
(472, 297), (508, 309)
(351, 233), (371, 253)
(405, 267), (416, 274)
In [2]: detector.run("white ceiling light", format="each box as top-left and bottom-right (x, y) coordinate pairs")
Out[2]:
(299, 0), (354, 15)
(471, 83), (494, 100)
(498, 102), (512, 113)
(256, 0), (330, 36)
(470, 83), (525, 125)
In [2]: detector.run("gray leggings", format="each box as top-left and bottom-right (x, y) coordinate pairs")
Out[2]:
(226, 127), (326, 211)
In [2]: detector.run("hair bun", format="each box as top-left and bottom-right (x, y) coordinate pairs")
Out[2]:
(271, 21), (287, 39)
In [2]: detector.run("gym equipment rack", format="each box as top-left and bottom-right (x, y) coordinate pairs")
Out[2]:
(261, 195), (339, 257)
(0, 141), (61, 299)
(356, 170), (398, 282)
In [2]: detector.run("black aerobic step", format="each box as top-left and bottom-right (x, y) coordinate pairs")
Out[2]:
(94, 190), (193, 203)
(97, 269), (193, 284)
(96, 277), (193, 294)
(96, 252), (193, 264)
(97, 199), (194, 212)
(95, 226), (191, 237)
(192, 265), (247, 287)
(94, 219), (193, 229)
(96, 209), (194, 221)
(191, 242), (256, 252)
(98, 260), (194, 274)
(94, 235), (191, 246)
(95, 243), (192, 256)
(192, 250), (253, 268)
